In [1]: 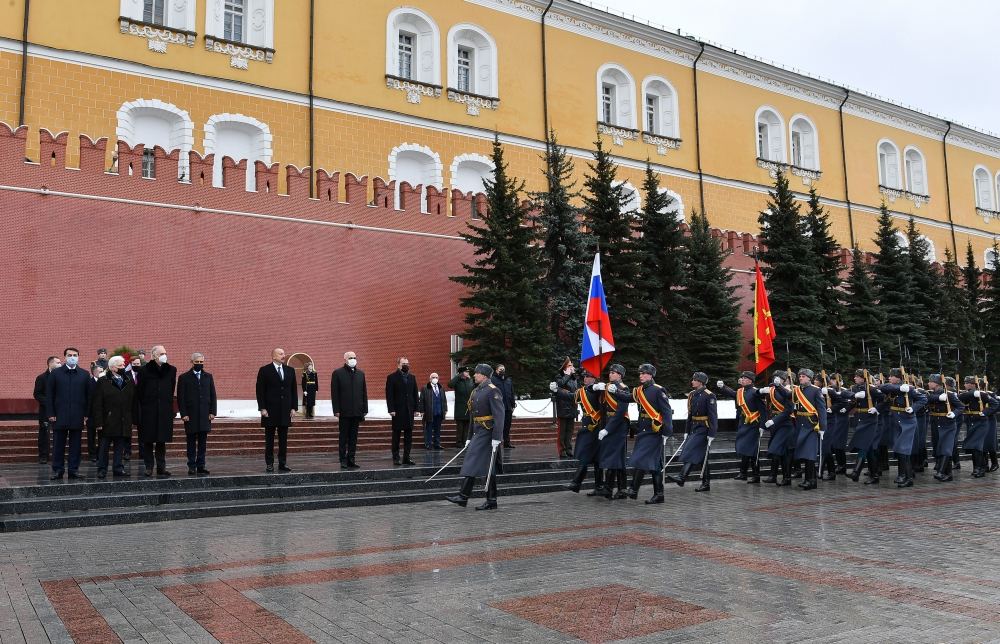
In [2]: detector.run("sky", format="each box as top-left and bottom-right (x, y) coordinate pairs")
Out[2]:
(594, 0), (999, 135)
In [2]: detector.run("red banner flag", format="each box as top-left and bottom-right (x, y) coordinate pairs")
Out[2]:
(754, 261), (777, 374)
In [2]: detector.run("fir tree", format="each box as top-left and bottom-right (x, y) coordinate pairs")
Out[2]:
(870, 204), (921, 368)
(904, 218), (941, 370)
(756, 172), (825, 369)
(937, 247), (972, 375)
(982, 240), (1000, 380)
(450, 137), (550, 394)
(802, 186), (846, 366)
(841, 247), (886, 370)
(628, 161), (690, 390)
(683, 209), (741, 381)
(962, 241), (985, 374)
(581, 137), (643, 373)
(534, 131), (590, 364)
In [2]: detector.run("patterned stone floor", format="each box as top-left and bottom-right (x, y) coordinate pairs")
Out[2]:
(1, 467), (999, 643)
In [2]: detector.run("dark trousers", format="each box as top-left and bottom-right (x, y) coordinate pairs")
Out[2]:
(339, 416), (361, 463)
(37, 419), (49, 458)
(124, 426), (133, 459)
(86, 419), (98, 459)
(51, 426), (82, 474)
(503, 409), (514, 444)
(423, 414), (443, 448)
(143, 442), (167, 471)
(454, 418), (470, 446)
(97, 435), (125, 473)
(264, 426), (288, 466)
(557, 417), (574, 455)
(186, 432), (208, 468)
(304, 405), (315, 418)
(391, 414), (414, 459)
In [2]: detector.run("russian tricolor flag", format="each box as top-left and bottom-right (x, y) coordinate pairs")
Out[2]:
(580, 253), (615, 376)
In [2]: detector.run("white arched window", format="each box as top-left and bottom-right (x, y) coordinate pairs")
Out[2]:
(116, 99), (194, 180)
(878, 140), (901, 189)
(904, 146), (927, 196)
(204, 113), (271, 190)
(386, 7), (440, 85)
(894, 231), (909, 252)
(986, 248), (999, 271)
(974, 166), (994, 210)
(450, 153), (494, 195)
(920, 236), (936, 263)
(789, 115), (818, 170)
(596, 64), (636, 129)
(204, 0), (274, 48)
(641, 76), (678, 137)
(447, 24), (497, 97)
(755, 107), (785, 162)
(612, 180), (641, 215)
(120, 0), (196, 30)
(389, 143), (443, 211)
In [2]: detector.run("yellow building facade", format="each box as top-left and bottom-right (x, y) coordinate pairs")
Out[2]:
(2, 0), (999, 265)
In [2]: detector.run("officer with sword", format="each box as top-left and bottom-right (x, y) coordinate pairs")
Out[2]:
(444, 364), (506, 510)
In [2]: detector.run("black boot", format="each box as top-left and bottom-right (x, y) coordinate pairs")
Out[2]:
(799, 461), (818, 490)
(613, 470), (629, 499)
(763, 456), (779, 484)
(747, 457), (761, 484)
(893, 456), (906, 485)
(821, 455), (836, 481)
(988, 448), (999, 472)
(835, 449), (848, 474)
(932, 455), (943, 478)
(446, 477), (475, 506)
(778, 454), (792, 486)
(627, 470), (644, 499)
(695, 462), (710, 492)
(587, 468), (604, 496)
(972, 451), (986, 478)
(912, 452), (925, 473)
(476, 472), (498, 510)
(565, 466), (587, 493)
(848, 452), (865, 482)
(646, 472), (664, 504)
(667, 462), (693, 487)
(864, 458), (880, 485)
(897, 457), (913, 488)
(953, 446), (962, 470)
(879, 446), (890, 472)
(603, 469), (616, 499)
(734, 456), (749, 481)
(937, 457), (953, 482)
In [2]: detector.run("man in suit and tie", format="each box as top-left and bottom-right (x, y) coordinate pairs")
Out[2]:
(386, 357), (419, 466)
(177, 352), (217, 475)
(46, 347), (90, 479)
(420, 372), (448, 451)
(256, 347), (297, 473)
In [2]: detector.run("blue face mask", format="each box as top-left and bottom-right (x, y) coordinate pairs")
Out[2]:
(65, 356), (79, 367)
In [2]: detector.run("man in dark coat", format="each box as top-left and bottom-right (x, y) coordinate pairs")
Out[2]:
(879, 368), (928, 487)
(331, 350), (367, 468)
(46, 348), (90, 479)
(256, 347), (297, 473)
(717, 371), (764, 483)
(178, 352), (217, 475)
(564, 369), (604, 494)
(91, 356), (135, 479)
(790, 368), (828, 491)
(958, 376), (1000, 478)
(668, 371), (718, 492)
(550, 358), (579, 459)
(759, 370), (795, 486)
(136, 345), (177, 477)
(33, 355), (60, 463)
(124, 355), (142, 461)
(419, 371), (448, 451)
(596, 363), (633, 499)
(445, 364), (506, 510)
(924, 374), (963, 482)
(448, 366), (474, 447)
(301, 362), (319, 418)
(386, 357), (419, 465)
(491, 365), (516, 448)
(627, 363), (673, 504)
(86, 363), (104, 463)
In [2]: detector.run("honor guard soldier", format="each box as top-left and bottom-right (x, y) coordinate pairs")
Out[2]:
(878, 368), (927, 487)
(924, 374), (963, 481)
(823, 373), (853, 479)
(565, 369), (605, 494)
(789, 368), (827, 490)
(957, 377), (1000, 478)
(667, 372), (716, 492)
(301, 363), (319, 418)
(758, 370), (795, 486)
(626, 364), (673, 504)
(717, 371), (764, 483)
(983, 381), (1000, 473)
(595, 364), (632, 499)
(847, 369), (885, 484)
(445, 364), (506, 510)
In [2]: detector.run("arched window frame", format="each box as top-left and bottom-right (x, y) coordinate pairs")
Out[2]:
(450, 153), (495, 195)
(388, 142), (444, 212)
(116, 98), (194, 180)
(446, 24), (498, 98)
(919, 235), (936, 263)
(877, 139), (902, 190)
(596, 64), (636, 129)
(203, 112), (272, 190)
(386, 7), (441, 86)
(985, 247), (999, 271)
(755, 106), (786, 163)
(640, 75), (679, 138)
(974, 165), (994, 210)
(788, 114), (819, 170)
(903, 146), (928, 196)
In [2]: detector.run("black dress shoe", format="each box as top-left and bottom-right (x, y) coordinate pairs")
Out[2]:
(97, 470), (107, 480)
(278, 465), (292, 473)
(402, 459), (415, 465)
(266, 465), (274, 473)
(937, 473), (953, 482)
(695, 482), (710, 492)
(144, 467), (154, 477)
(645, 494), (664, 504)
(897, 478), (913, 488)
(475, 499), (498, 510)
(777, 478), (791, 486)
(157, 470), (171, 478)
(38, 456), (48, 464)
(445, 494), (468, 507)
(67, 472), (81, 479)
(613, 490), (628, 500)
(197, 468), (210, 475)
(346, 461), (360, 469)
(123, 455), (130, 462)
(762, 475), (777, 484)
(504, 443), (515, 449)
(747, 476), (760, 484)
(586, 487), (602, 497)
(393, 459), (402, 466)
(432, 445), (443, 450)
(565, 483), (581, 493)
(188, 467), (196, 475)
(665, 475), (685, 487)
(50, 472), (64, 480)
(112, 470), (126, 477)
(990, 463), (1000, 473)
(626, 490), (638, 499)
(863, 476), (879, 485)
(799, 480), (817, 490)
(733, 473), (748, 481)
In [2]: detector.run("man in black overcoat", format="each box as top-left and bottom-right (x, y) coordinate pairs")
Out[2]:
(136, 345), (177, 477)
(178, 352), (217, 475)
(256, 347), (297, 473)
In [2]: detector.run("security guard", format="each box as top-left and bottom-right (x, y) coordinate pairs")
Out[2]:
(667, 372), (716, 492)
(847, 369), (885, 484)
(565, 369), (604, 494)
(595, 363), (632, 499)
(878, 368), (927, 488)
(923, 374), (963, 482)
(626, 363), (673, 504)
(445, 364), (506, 510)
(758, 370), (794, 486)
(717, 371), (764, 483)
(790, 368), (827, 490)
(957, 377), (1000, 478)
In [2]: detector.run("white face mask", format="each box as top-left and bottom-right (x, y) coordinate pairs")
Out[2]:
(431, 378), (439, 384)
(157, 354), (168, 364)
(347, 358), (357, 368)
(65, 356), (79, 367)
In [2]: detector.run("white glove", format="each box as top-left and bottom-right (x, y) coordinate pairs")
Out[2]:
(759, 427), (764, 437)
(900, 384), (911, 393)
(549, 382), (558, 393)
(663, 436), (668, 446)
(764, 419), (774, 428)
(707, 436), (715, 445)
(855, 391), (867, 399)
(821, 387), (829, 395)
(819, 430), (825, 440)
(716, 380), (725, 388)
(598, 429), (609, 440)
(773, 376), (783, 386)
(904, 406), (913, 414)
(839, 408), (847, 414)
(759, 387), (771, 395)
(938, 393), (948, 402)
(980, 411), (986, 417)
(465, 439), (471, 448)
(607, 383), (618, 394)
(491, 439), (501, 449)
(974, 390), (982, 399)
(946, 411), (956, 419)
(593, 382), (606, 391)
(868, 407), (879, 415)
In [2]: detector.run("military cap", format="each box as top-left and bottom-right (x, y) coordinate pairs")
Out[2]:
(928, 373), (943, 385)
(945, 376), (957, 388)
(608, 363), (626, 376)
(854, 369), (867, 378)
(739, 370), (755, 381)
(964, 375), (978, 385)
(798, 368), (815, 379)
(474, 363), (493, 378)
(638, 363), (656, 376)
(692, 371), (709, 384)
(580, 369), (594, 379)
(97, 348), (108, 354)
(889, 367), (904, 379)
(773, 370), (788, 381)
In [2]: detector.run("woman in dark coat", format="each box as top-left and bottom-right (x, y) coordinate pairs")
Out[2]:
(90, 356), (135, 479)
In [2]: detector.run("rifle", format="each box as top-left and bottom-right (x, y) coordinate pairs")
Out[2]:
(861, 338), (873, 408)
(938, 345), (952, 415)
(820, 341), (832, 412)
(898, 336), (911, 408)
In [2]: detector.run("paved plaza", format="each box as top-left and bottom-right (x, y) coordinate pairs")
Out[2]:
(1, 471), (999, 643)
